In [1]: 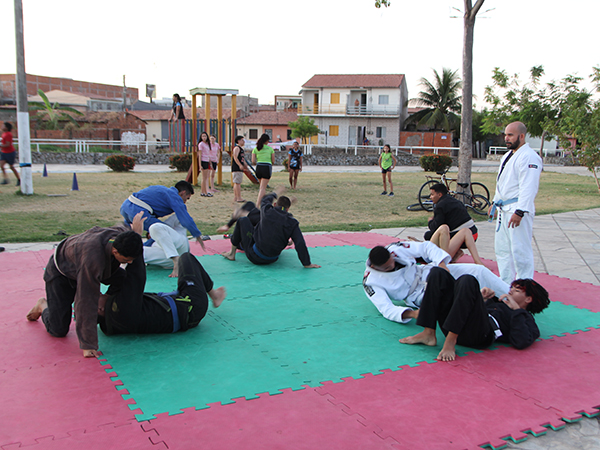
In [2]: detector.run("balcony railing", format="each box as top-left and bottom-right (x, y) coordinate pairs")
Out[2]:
(298, 104), (400, 116)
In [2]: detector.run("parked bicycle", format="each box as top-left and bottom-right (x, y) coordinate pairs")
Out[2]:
(407, 168), (491, 215)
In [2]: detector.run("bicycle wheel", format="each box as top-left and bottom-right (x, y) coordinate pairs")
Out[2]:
(406, 203), (424, 211)
(418, 180), (437, 211)
(470, 182), (490, 201)
(468, 194), (491, 215)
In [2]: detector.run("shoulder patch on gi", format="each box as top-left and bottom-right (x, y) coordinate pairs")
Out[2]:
(528, 164), (538, 169)
(363, 272), (375, 297)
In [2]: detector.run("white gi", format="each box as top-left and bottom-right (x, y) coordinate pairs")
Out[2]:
(493, 143), (542, 283)
(143, 215), (190, 268)
(362, 241), (510, 324)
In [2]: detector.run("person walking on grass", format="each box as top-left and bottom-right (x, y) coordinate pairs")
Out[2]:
(252, 133), (275, 205)
(378, 144), (396, 197)
(1, 122), (21, 186)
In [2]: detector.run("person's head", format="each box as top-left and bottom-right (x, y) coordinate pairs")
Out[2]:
(111, 231), (143, 264)
(429, 183), (448, 204)
(210, 134), (217, 143)
(368, 246), (395, 272)
(173, 93), (181, 103)
(504, 121), (527, 151)
(175, 180), (194, 202)
(199, 131), (209, 143)
(256, 133), (270, 150)
(509, 279), (550, 314)
(235, 135), (245, 146)
(383, 144), (391, 153)
(276, 195), (291, 210)
(292, 141), (299, 149)
(3, 122), (12, 132)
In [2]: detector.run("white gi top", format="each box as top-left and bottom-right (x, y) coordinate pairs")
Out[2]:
(363, 241), (511, 324)
(493, 143), (543, 214)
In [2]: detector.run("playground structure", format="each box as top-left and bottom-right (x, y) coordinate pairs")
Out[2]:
(174, 88), (239, 187)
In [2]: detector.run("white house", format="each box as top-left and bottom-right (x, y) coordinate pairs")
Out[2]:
(299, 74), (408, 146)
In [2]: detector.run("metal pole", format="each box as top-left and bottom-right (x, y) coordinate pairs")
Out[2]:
(14, 0), (32, 194)
(217, 95), (223, 186)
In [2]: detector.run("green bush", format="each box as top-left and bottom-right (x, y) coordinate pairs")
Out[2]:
(419, 154), (453, 172)
(105, 154), (135, 172)
(169, 153), (192, 172)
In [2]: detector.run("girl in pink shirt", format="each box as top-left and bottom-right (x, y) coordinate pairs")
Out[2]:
(198, 131), (212, 197)
(209, 134), (221, 192)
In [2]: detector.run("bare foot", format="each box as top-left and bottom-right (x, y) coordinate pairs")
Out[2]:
(451, 249), (464, 263)
(222, 251), (235, 261)
(209, 286), (226, 308)
(83, 349), (100, 358)
(168, 269), (178, 278)
(27, 298), (47, 321)
(436, 347), (456, 362)
(399, 329), (437, 346)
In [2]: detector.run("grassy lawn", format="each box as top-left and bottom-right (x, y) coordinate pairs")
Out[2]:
(1, 169), (599, 243)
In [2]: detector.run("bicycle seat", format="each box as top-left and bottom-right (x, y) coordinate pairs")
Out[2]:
(457, 182), (469, 188)
(436, 171), (445, 175)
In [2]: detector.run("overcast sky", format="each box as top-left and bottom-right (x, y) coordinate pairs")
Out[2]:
(0, 0), (598, 106)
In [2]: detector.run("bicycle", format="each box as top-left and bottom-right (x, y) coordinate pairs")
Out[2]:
(407, 168), (491, 215)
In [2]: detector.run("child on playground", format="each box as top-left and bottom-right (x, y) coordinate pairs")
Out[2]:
(1, 122), (21, 186)
(378, 144), (396, 197)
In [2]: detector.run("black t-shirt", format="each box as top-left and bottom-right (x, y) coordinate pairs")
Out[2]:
(232, 146), (245, 172)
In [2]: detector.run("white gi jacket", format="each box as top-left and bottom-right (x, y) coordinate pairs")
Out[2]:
(363, 241), (510, 324)
(493, 143), (542, 214)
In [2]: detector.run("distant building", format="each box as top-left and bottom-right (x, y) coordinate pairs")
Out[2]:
(274, 95), (301, 111)
(236, 110), (298, 142)
(299, 74), (408, 146)
(0, 74), (138, 107)
(28, 90), (124, 112)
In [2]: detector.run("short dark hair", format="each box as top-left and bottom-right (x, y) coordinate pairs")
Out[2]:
(4, 122), (12, 131)
(175, 180), (194, 195)
(511, 279), (550, 314)
(276, 195), (291, 209)
(369, 246), (390, 267)
(235, 135), (244, 144)
(430, 183), (448, 195)
(113, 231), (143, 258)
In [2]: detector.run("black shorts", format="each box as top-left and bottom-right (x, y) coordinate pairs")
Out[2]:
(201, 161), (210, 170)
(255, 163), (272, 180)
(211, 162), (217, 170)
(381, 167), (392, 174)
(1, 152), (15, 165)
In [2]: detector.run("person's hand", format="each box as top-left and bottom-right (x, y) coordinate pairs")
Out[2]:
(196, 236), (207, 252)
(487, 205), (495, 218)
(131, 211), (146, 236)
(508, 213), (522, 228)
(481, 287), (495, 300)
(287, 238), (293, 247)
(274, 186), (286, 197)
(217, 225), (230, 233)
(83, 349), (100, 358)
(498, 294), (520, 310)
(438, 261), (450, 272)
(304, 263), (321, 268)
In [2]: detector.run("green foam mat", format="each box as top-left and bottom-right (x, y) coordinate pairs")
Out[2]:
(97, 246), (600, 420)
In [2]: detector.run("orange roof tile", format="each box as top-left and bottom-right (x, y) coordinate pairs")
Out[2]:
(236, 110), (298, 125)
(302, 74), (405, 89)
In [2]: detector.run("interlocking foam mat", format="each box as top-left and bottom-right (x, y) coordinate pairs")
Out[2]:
(1, 233), (599, 450)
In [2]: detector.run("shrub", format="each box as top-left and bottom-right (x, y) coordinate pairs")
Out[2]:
(419, 154), (452, 172)
(105, 154), (135, 172)
(169, 153), (192, 172)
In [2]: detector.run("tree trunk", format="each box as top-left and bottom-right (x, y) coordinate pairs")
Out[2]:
(539, 130), (546, 157)
(457, 0), (485, 193)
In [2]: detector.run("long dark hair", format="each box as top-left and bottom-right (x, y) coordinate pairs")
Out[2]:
(173, 93), (182, 105)
(198, 131), (211, 149)
(256, 133), (270, 151)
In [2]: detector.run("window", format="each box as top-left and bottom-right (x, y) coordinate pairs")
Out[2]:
(249, 129), (258, 139)
(265, 129), (273, 139)
(329, 125), (339, 137)
(378, 95), (389, 105)
(376, 127), (386, 138)
(330, 93), (340, 104)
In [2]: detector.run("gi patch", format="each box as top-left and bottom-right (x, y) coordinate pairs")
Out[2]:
(528, 164), (538, 169)
(363, 272), (375, 297)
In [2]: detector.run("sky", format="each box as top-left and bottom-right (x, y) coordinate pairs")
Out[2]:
(0, 0), (598, 107)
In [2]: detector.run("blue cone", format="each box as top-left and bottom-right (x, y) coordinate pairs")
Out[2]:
(42, 163), (48, 177)
(71, 173), (79, 191)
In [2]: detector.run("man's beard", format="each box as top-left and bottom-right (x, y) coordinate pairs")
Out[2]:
(506, 136), (521, 150)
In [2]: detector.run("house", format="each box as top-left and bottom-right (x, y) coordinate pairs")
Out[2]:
(236, 110), (298, 142)
(299, 74), (408, 146)
(274, 95), (301, 111)
(28, 90), (124, 112)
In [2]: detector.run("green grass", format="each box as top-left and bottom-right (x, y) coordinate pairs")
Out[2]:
(1, 170), (599, 243)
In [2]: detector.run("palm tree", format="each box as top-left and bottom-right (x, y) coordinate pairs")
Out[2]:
(28, 89), (84, 130)
(405, 68), (462, 132)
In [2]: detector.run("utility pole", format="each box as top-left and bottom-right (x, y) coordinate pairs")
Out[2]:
(122, 75), (127, 112)
(14, 0), (33, 194)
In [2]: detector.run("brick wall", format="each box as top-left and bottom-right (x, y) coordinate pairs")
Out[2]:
(399, 131), (453, 148)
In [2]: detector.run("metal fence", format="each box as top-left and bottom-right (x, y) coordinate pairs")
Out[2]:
(300, 144), (457, 156)
(26, 138), (169, 153)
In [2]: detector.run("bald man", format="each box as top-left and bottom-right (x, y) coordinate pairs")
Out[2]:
(489, 122), (542, 283)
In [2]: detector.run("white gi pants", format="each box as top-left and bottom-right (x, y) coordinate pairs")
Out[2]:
(144, 216), (190, 268)
(494, 209), (534, 284)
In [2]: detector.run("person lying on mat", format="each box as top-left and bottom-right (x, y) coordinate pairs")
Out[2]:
(363, 242), (510, 324)
(222, 187), (320, 268)
(97, 252), (225, 336)
(27, 213), (145, 358)
(399, 268), (550, 361)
